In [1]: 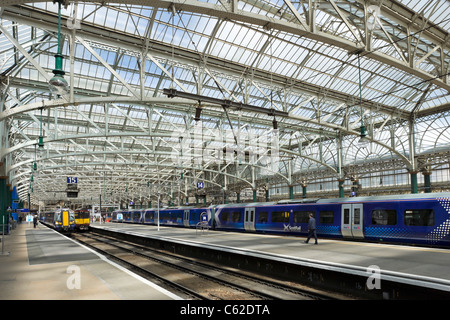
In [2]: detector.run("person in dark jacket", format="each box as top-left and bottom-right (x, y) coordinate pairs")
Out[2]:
(304, 213), (318, 244)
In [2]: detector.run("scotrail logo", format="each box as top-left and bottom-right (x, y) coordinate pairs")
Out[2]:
(283, 224), (301, 232)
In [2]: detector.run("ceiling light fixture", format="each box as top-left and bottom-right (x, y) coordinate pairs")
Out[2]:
(48, 0), (69, 96)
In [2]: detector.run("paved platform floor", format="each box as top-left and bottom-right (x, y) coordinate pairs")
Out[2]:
(0, 222), (181, 300)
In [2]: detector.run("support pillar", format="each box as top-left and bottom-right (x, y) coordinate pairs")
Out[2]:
(12, 186), (19, 211)
(196, 194), (206, 205)
(7, 185), (12, 224)
(302, 183), (307, 199)
(289, 185), (294, 200)
(7, 184), (12, 210)
(253, 189), (257, 202)
(423, 171), (431, 193)
(0, 175), (8, 234)
(338, 179), (345, 198)
(410, 172), (418, 194)
(236, 192), (240, 203)
(351, 178), (359, 197)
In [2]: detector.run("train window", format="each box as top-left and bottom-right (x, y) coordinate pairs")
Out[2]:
(354, 208), (361, 224)
(231, 211), (241, 222)
(221, 211), (230, 222)
(343, 208), (350, 224)
(371, 210), (397, 225)
(319, 211), (334, 224)
(404, 209), (434, 226)
(258, 212), (269, 223)
(271, 211), (289, 223)
(293, 211), (313, 223)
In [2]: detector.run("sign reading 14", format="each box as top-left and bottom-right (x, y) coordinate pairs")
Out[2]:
(67, 177), (78, 184)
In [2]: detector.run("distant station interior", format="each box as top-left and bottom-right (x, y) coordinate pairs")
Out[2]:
(0, 0), (449, 301)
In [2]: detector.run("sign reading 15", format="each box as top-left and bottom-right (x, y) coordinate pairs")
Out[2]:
(67, 177), (78, 184)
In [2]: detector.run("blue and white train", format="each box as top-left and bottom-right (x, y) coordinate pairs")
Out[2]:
(111, 192), (450, 247)
(40, 208), (76, 232)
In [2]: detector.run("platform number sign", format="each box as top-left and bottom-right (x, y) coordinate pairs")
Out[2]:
(197, 182), (204, 189)
(67, 177), (78, 184)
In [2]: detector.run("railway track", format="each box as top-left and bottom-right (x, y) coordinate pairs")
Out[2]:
(71, 231), (337, 300)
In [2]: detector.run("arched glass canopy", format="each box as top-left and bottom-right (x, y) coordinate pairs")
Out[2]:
(0, 0), (449, 206)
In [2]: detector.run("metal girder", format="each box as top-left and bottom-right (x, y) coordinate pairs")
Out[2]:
(0, 25), (51, 83)
(1, 5), (443, 121)
(5, 0), (448, 92)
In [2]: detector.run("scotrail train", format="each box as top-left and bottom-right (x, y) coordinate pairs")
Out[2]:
(40, 208), (76, 232)
(111, 192), (450, 247)
(39, 208), (91, 232)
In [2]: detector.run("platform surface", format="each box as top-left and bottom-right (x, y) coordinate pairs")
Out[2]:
(0, 222), (181, 300)
(91, 222), (450, 283)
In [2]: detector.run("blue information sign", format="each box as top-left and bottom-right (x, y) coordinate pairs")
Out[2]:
(67, 177), (78, 184)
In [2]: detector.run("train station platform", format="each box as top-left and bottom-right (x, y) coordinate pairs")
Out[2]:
(0, 222), (181, 300)
(90, 222), (450, 298)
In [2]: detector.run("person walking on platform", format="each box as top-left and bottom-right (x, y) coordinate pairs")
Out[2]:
(304, 213), (318, 244)
(33, 215), (38, 228)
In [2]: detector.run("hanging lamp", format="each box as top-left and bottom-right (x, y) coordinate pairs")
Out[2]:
(48, 0), (69, 96)
(38, 108), (45, 151)
(357, 52), (369, 148)
(33, 144), (38, 171)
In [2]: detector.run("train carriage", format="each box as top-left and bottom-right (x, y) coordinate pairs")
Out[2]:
(122, 210), (133, 223)
(109, 192), (450, 248)
(214, 203), (248, 231)
(159, 208), (183, 226)
(143, 208), (156, 224)
(186, 206), (213, 227)
(40, 208), (76, 232)
(74, 208), (90, 231)
(131, 209), (143, 223)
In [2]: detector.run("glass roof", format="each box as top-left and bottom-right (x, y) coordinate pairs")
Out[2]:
(0, 0), (449, 204)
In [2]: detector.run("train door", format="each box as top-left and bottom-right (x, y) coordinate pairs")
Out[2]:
(244, 207), (256, 232)
(341, 204), (364, 239)
(183, 209), (190, 227)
